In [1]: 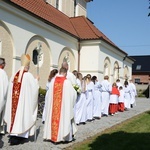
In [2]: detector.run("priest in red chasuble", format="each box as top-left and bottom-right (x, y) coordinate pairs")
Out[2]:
(43, 67), (77, 143)
(4, 54), (39, 145)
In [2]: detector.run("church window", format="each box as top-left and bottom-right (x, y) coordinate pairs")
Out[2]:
(56, 0), (59, 9)
(135, 78), (140, 84)
(136, 65), (141, 70)
(32, 49), (39, 65)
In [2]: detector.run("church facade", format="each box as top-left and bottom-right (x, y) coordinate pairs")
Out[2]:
(0, 0), (134, 88)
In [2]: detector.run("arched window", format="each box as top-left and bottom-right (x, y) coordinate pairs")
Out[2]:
(56, 0), (59, 9)
(104, 57), (111, 77)
(32, 49), (39, 65)
(124, 66), (129, 80)
(113, 61), (120, 81)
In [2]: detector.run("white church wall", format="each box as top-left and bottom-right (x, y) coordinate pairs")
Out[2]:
(80, 41), (100, 78)
(76, 0), (87, 17)
(0, 3), (78, 87)
(99, 42), (132, 84)
(79, 40), (133, 84)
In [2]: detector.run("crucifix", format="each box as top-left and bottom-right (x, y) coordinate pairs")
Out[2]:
(115, 66), (121, 79)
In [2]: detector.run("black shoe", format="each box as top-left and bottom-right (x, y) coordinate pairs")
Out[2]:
(9, 136), (23, 145)
(124, 108), (129, 111)
(102, 114), (108, 117)
(87, 119), (93, 122)
(94, 117), (101, 120)
(63, 137), (76, 144)
(80, 122), (86, 125)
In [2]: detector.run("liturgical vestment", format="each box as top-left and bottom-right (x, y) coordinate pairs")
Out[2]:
(4, 71), (39, 137)
(43, 75), (77, 142)
(0, 68), (8, 133)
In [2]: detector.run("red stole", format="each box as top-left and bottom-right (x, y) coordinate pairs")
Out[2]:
(10, 70), (26, 132)
(111, 87), (120, 96)
(51, 76), (66, 142)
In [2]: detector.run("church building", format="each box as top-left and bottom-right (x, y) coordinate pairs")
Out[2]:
(0, 0), (134, 88)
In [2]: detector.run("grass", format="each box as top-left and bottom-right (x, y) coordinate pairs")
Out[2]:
(66, 111), (150, 150)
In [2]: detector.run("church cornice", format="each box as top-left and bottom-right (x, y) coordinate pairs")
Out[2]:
(85, 0), (93, 2)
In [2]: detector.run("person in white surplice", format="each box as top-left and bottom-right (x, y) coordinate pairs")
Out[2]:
(72, 70), (82, 125)
(101, 75), (112, 117)
(43, 67), (77, 143)
(0, 58), (8, 134)
(116, 79), (123, 89)
(129, 79), (137, 108)
(74, 72), (87, 125)
(85, 74), (95, 121)
(4, 54), (39, 145)
(92, 76), (102, 119)
(123, 80), (131, 110)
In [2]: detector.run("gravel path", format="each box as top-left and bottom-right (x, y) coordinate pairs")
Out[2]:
(0, 97), (149, 150)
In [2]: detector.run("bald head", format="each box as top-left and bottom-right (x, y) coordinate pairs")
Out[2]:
(61, 62), (68, 70)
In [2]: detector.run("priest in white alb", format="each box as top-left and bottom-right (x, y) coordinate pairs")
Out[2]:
(4, 54), (39, 145)
(43, 67), (77, 143)
(0, 58), (8, 134)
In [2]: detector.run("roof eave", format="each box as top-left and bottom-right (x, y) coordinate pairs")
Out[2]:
(85, 0), (93, 2)
(7, 1), (80, 40)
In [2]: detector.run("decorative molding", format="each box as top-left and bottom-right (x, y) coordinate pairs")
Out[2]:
(51, 64), (58, 68)
(81, 70), (103, 74)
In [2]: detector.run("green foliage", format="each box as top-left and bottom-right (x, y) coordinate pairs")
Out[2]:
(39, 87), (46, 97)
(138, 93), (145, 97)
(38, 87), (46, 118)
(137, 89), (146, 97)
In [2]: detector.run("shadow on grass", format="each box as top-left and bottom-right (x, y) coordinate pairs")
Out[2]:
(89, 131), (150, 150)
(146, 111), (150, 115)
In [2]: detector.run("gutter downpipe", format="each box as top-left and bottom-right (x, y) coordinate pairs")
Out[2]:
(78, 39), (81, 72)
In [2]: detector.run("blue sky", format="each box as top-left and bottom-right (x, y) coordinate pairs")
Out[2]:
(87, 0), (150, 56)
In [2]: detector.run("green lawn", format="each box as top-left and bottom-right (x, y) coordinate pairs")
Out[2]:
(66, 111), (150, 150)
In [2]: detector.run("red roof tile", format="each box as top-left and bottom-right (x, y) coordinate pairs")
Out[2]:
(8, 0), (126, 53)
(10, 0), (79, 37)
(70, 16), (116, 44)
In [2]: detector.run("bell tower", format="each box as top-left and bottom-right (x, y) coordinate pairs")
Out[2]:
(44, 0), (93, 17)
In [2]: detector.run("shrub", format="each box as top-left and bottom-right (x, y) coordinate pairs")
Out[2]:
(39, 87), (46, 97)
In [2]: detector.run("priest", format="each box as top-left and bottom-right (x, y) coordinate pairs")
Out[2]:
(4, 54), (39, 145)
(43, 67), (77, 143)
